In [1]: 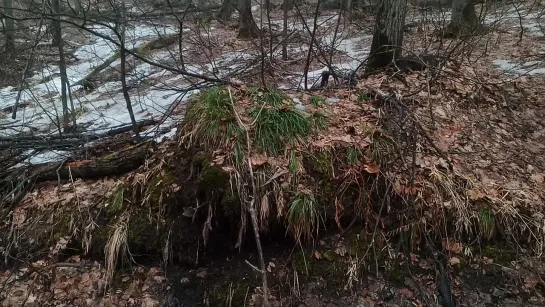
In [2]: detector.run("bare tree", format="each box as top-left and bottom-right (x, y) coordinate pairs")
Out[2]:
(73, 0), (82, 14)
(167, 0), (191, 71)
(52, 0), (72, 131)
(217, 0), (235, 22)
(366, 0), (408, 70)
(117, 5), (141, 138)
(3, 0), (15, 52)
(282, 0), (291, 60)
(237, 0), (258, 38)
(446, 0), (478, 36)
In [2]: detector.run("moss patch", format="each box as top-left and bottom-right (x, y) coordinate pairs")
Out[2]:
(197, 165), (229, 190)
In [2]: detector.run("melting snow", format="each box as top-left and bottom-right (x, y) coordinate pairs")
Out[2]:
(2, 5), (545, 165)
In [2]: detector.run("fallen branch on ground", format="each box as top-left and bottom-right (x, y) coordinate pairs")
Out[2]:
(0, 141), (151, 211)
(70, 35), (178, 89)
(34, 141), (150, 182)
(0, 119), (157, 151)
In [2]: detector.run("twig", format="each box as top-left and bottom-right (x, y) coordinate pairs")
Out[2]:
(372, 88), (453, 170)
(227, 87), (269, 306)
(301, 0), (322, 90)
(245, 259), (262, 272)
(11, 0), (47, 119)
(56, 158), (68, 188)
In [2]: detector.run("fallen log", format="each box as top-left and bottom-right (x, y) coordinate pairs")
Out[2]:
(70, 34), (178, 88)
(0, 119), (157, 150)
(0, 141), (151, 210)
(35, 142), (150, 181)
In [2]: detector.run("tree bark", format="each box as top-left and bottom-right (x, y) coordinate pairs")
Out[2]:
(118, 6), (140, 139)
(35, 144), (149, 181)
(446, 0), (477, 37)
(366, 0), (407, 71)
(217, 0), (235, 22)
(282, 0), (290, 60)
(73, 0), (82, 14)
(344, 0), (352, 12)
(237, 0), (258, 38)
(3, 0), (15, 53)
(50, 0), (60, 47)
(52, 0), (71, 132)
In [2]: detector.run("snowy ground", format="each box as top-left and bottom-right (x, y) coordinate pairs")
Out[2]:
(482, 6), (545, 75)
(0, 4), (543, 165)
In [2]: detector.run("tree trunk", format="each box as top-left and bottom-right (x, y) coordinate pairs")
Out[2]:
(282, 0), (290, 60)
(446, 0), (477, 37)
(35, 143), (149, 181)
(118, 6), (141, 139)
(237, 0), (258, 38)
(3, 0), (15, 53)
(366, 0), (407, 71)
(50, 0), (60, 47)
(344, 0), (352, 11)
(217, 0), (235, 22)
(52, 0), (71, 132)
(74, 0), (82, 14)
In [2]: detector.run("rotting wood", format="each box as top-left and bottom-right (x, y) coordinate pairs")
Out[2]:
(35, 142), (150, 181)
(0, 140), (151, 210)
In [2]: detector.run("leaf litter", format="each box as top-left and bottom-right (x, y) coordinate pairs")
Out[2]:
(2, 2), (545, 306)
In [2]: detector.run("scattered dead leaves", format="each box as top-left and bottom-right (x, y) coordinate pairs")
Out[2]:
(1, 260), (167, 307)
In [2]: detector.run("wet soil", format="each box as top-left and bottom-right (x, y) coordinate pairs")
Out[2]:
(158, 227), (545, 307)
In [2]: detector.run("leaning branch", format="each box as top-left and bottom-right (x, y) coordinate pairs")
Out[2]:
(0, 119), (156, 150)
(0, 10), (230, 85)
(70, 34), (178, 88)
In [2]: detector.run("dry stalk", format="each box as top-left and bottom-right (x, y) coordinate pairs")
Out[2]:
(227, 87), (269, 306)
(104, 213), (130, 287)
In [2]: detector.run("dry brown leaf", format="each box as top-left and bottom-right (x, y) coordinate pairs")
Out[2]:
(468, 189), (485, 200)
(335, 246), (347, 257)
(364, 162), (380, 174)
(196, 270), (207, 279)
(266, 262), (276, 273)
(449, 257), (461, 266)
(530, 173), (544, 184)
(399, 288), (414, 299)
(443, 240), (463, 254)
(330, 135), (353, 143)
(212, 155), (225, 165)
(251, 153), (268, 166)
(523, 275), (539, 289)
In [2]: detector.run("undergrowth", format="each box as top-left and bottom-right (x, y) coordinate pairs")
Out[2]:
(180, 86), (330, 243)
(181, 86), (245, 149)
(250, 89), (312, 154)
(98, 84), (545, 272)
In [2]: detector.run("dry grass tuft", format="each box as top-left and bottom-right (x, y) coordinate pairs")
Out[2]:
(104, 213), (131, 286)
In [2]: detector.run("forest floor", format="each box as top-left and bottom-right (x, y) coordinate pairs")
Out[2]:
(0, 1), (545, 307)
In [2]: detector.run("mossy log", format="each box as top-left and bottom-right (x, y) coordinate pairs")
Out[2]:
(35, 143), (149, 181)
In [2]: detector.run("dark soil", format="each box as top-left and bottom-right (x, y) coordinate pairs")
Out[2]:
(160, 226), (545, 307)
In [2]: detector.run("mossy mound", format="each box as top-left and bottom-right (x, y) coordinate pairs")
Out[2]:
(175, 84), (545, 257)
(177, 85), (387, 244)
(6, 84), (545, 286)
